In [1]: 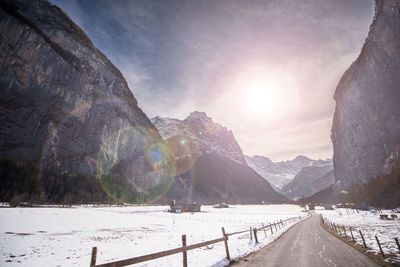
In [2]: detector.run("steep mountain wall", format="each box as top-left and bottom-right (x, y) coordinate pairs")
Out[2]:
(310, 170), (335, 196)
(331, 0), (400, 188)
(163, 153), (289, 204)
(0, 0), (166, 202)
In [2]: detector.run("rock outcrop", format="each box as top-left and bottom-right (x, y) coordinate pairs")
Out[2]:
(331, 0), (400, 188)
(0, 0), (167, 203)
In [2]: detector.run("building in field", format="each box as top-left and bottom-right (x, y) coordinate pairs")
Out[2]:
(169, 202), (201, 213)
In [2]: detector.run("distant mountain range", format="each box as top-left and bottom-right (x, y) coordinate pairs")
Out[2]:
(152, 112), (289, 204)
(245, 155), (333, 200)
(280, 166), (334, 200)
(153, 113), (334, 202)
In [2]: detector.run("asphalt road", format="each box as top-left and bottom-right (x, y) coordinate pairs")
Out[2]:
(233, 214), (378, 267)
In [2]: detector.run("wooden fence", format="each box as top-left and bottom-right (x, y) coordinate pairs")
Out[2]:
(321, 216), (400, 259)
(90, 215), (304, 267)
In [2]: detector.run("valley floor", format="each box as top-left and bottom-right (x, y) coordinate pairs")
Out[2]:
(0, 204), (306, 266)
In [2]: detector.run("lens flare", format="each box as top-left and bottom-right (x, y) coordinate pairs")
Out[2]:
(164, 130), (199, 176)
(98, 126), (175, 204)
(144, 131), (176, 178)
(39, 100), (175, 204)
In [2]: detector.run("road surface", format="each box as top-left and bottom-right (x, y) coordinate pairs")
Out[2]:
(233, 214), (378, 267)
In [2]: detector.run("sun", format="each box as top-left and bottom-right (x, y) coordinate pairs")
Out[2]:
(230, 67), (297, 124)
(246, 78), (281, 116)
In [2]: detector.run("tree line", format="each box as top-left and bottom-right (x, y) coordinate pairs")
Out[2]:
(345, 160), (400, 209)
(299, 160), (400, 209)
(0, 158), (111, 206)
(0, 158), (172, 206)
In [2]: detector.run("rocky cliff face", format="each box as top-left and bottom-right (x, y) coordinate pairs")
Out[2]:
(0, 0), (167, 203)
(152, 112), (246, 165)
(152, 113), (289, 204)
(310, 170), (335, 196)
(331, 0), (400, 188)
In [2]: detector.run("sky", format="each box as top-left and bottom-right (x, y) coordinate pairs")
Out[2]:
(50, 0), (374, 161)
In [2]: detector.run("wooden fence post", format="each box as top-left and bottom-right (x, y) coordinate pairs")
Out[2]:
(343, 226), (347, 237)
(250, 227), (253, 241)
(270, 224), (273, 234)
(337, 225), (342, 235)
(253, 228), (259, 244)
(274, 222), (277, 232)
(359, 230), (367, 248)
(90, 247), (97, 267)
(395, 238), (400, 252)
(182, 235), (187, 267)
(221, 227), (230, 261)
(375, 236), (384, 257)
(350, 227), (355, 242)
(262, 223), (267, 237)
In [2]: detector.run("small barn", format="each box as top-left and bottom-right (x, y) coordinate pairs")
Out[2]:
(324, 204), (333, 210)
(308, 204), (315, 210)
(169, 203), (201, 213)
(380, 214), (389, 220)
(213, 203), (229, 208)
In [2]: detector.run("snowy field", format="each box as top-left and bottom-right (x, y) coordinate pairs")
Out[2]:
(0, 204), (307, 266)
(316, 208), (400, 263)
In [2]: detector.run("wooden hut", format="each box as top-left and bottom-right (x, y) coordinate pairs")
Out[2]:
(213, 203), (229, 208)
(169, 203), (201, 213)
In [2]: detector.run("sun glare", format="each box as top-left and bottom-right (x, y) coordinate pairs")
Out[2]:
(246, 78), (281, 115)
(231, 67), (298, 125)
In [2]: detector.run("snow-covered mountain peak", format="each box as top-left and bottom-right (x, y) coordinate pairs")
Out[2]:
(292, 155), (311, 164)
(183, 111), (229, 136)
(152, 113), (246, 165)
(184, 111), (212, 122)
(245, 155), (333, 192)
(252, 155), (274, 163)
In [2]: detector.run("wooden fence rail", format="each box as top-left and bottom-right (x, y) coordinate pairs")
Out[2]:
(92, 235), (227, 267)
(321, 216), (400, 260)
(90, 215), (303, 267)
